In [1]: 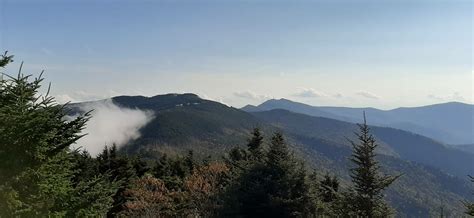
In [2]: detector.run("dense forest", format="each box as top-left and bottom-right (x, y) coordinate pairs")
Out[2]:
(0, 53), (473, 217)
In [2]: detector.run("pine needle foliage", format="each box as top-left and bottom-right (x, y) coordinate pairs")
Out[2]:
(0, 53), (117, 216)
(347, 113), (401, 217)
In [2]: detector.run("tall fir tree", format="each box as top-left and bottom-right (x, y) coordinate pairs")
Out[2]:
(96, 145), (140, 216)
(224, 128), (264, 180)
(319, 173), (340, 203)
(0, 53), (117, 216)
(247, 128), (264, 160)
(230, 132), (320, 217)
(264, 132), (315, 217)
(184, 150), (196, 172)
(348, 113), (400, 217)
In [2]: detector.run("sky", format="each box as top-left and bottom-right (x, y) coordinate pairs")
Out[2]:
(0, 0), (472, 109)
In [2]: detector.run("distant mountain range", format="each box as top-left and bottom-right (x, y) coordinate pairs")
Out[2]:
(242, 99), (474, 144)
(251, 109), (473, 178)
(70, 94), (474, 216)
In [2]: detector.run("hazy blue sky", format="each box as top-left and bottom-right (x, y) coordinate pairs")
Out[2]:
(1, 0), (472, 109)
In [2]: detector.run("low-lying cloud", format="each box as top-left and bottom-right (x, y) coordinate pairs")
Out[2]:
(73, 100), (154, 156)
(55, 92), (105, 104)
(428, 92), (465, 101)
(355, 91), (381, 100)
(293, 88), (329, 98)
(234, 90), (270, 101)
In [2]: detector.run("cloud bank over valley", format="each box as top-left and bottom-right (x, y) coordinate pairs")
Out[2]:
(72, 100), (154, 156)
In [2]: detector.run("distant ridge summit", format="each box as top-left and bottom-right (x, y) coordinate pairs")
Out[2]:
(112, 93), (204, 110)
(242, 99), (474, 144)
(240, 104), (260, 112)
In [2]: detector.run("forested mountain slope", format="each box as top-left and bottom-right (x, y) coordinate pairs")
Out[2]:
(252, 109), (474, 178)
(70, 94), (473, 216)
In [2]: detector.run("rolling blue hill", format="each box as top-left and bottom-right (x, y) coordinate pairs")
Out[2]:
(243, 99), (474, 144)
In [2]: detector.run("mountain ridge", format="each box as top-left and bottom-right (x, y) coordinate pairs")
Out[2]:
(69, 93), (474, 216)
(243, 98), (474, 144)
(245, 98), (472, 112)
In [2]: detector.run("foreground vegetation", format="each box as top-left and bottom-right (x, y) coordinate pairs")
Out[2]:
(0, 53), (472, 217)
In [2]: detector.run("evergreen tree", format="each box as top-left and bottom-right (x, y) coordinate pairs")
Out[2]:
(319, 173), (339, 203)
(96, 145), (139, 216)
(151, 152), (196, 190)
(0, 51), (13, 67)
(0, 54), (117, 216)
(184, 150), (196, 172)
(97, 145), (137, 182)
(264, 132), (312, 217)
(225, 147), (250, 175)
(247, 128), (264, 160)
(230, 132), (320, 217)
(153, 153), (171, 177)
(348, 113), (400, 217)
(130, 155), (151, 177)
(225, 128), (264, 175)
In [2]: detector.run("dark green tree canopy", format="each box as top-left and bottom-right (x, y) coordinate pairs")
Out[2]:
(347, 113), (400, 217)
(0, 53), (117, 216)
(247, 127), (264, 159)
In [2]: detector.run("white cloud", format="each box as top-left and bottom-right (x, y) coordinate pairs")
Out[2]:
(196, 93), (215, 101)
(427, 94), (444, 101)
(198, 93), (230, 106)
(55, 94), (76, 104)
(54, 90), (139, 104)
(293, 88), (329, 98)
(234, 90), (270, 100)
(355, 91), (381, 100)
(216, 97), (230, 106)
(54, 91), (107, 104)
(428, 92), (465, 102)
(72, 100), (154, 156)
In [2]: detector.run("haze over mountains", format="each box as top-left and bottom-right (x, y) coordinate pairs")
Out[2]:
(243, 98), (474, 145)
(69, 93), (474, 216)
